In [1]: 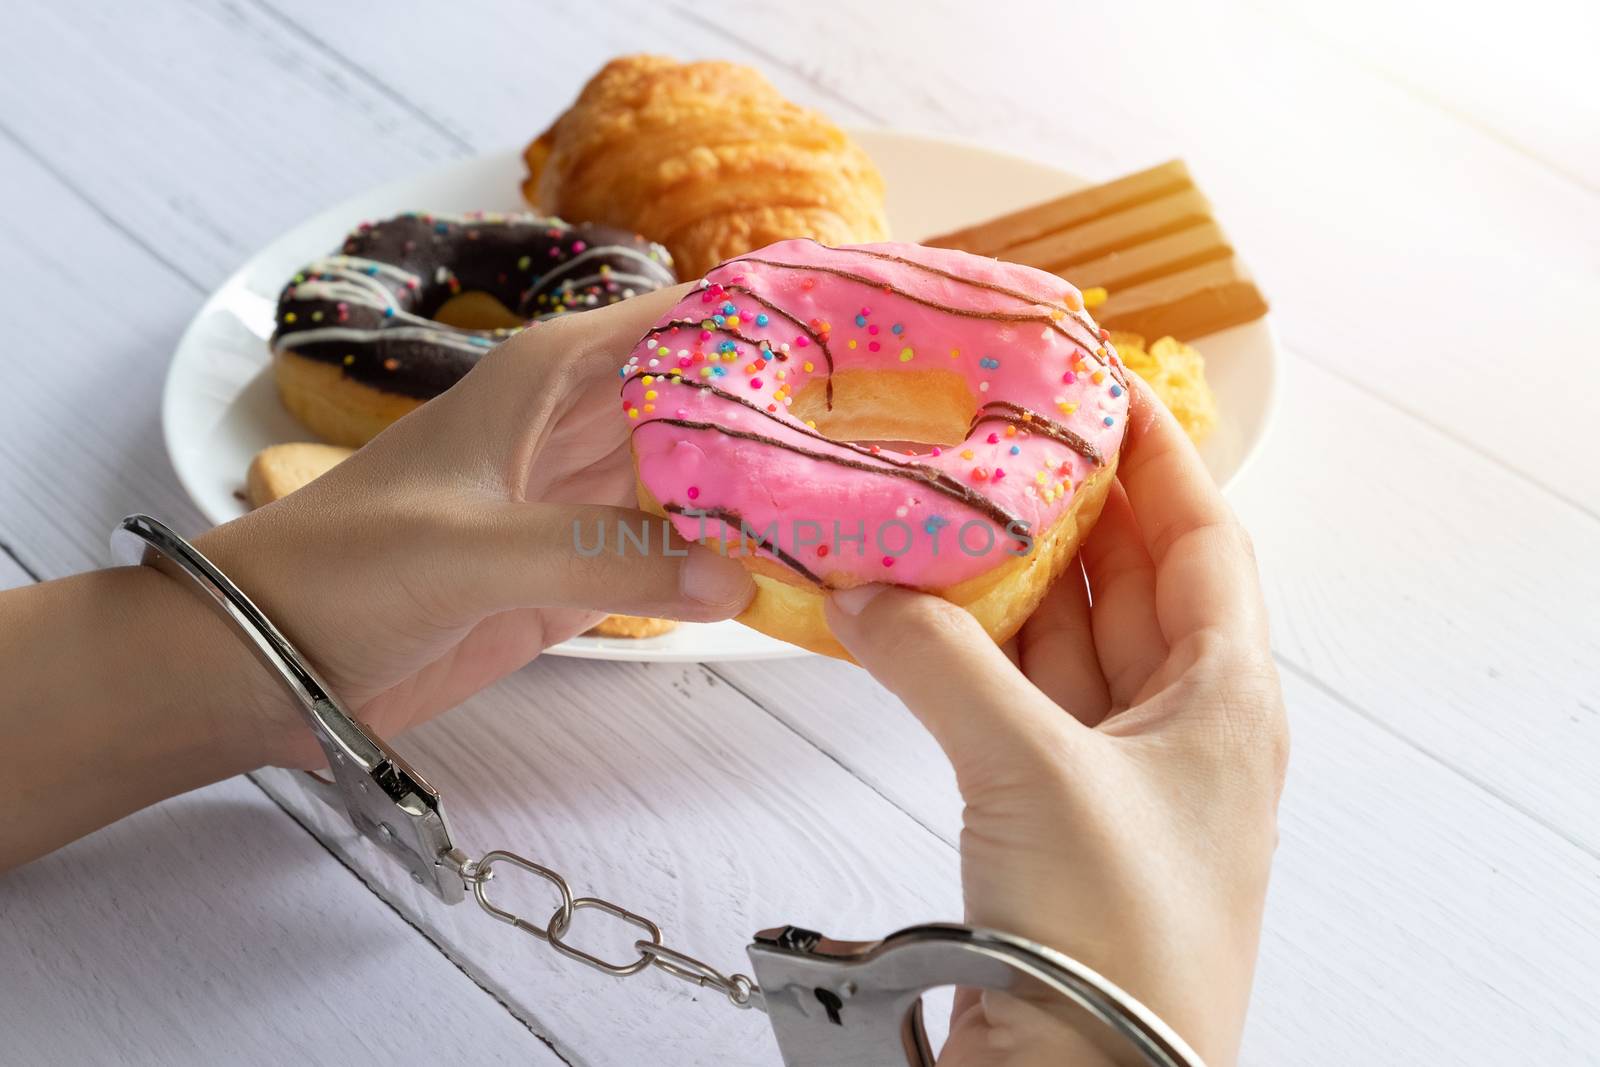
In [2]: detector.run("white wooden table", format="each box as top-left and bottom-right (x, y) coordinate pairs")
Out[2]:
(2, 2), (1597, 1063)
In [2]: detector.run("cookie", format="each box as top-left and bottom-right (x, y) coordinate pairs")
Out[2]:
(245, 442), (354, 509)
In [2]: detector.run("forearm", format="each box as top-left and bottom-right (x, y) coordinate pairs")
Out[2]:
(0, 566), (273, 871)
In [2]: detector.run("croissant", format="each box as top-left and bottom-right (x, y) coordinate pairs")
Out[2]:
(524, 55), (889, 278)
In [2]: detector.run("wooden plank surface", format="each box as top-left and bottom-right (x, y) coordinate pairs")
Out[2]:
(0, 0), (463, 286)
(1263, 0), (1600, 187)
(0, 549), (37, 590)
(717, 654), (1600, 1064)
(253, 656), (962, 1066)
(0, 442), (551, 1066)
(0, 775), (561, 1065)
(0, 133), (207, 574)
(0, 0), (1596, 1063)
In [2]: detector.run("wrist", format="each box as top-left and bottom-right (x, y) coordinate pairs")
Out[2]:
(191, 515), (334, 769)
(118, 562), (289, 777)
(0, 565), (287, 870)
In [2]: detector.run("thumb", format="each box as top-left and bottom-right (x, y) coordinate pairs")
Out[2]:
(454, 502), (755, 622)
(824, 586), (1084, 782)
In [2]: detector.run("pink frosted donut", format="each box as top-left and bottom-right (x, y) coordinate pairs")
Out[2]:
(620, 238), (1129, 658)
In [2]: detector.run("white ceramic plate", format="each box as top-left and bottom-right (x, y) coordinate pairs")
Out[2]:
(162, 130), (1278, 662)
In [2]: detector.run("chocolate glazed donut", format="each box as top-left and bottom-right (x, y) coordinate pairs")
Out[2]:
(270, 211), (676, 446)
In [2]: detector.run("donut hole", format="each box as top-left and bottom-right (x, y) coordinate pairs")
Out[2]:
(788, 368), (976, 455)
(432, 290), (525, 331)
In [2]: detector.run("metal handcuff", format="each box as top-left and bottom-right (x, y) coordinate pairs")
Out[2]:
(113, 514), (1205, 1067)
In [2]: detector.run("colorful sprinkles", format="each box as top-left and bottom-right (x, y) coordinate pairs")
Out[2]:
(272, 211), (675, 397)
(615, 242), (1129, 587)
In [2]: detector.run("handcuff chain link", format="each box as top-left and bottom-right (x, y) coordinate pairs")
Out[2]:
(455, 849), (761, 1010)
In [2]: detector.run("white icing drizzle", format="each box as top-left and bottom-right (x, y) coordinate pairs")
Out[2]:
(270, 256), (443, 352)
(544, 271), (666, 294)
(271, 218), (676, 373)
(532, 244), (674, 287)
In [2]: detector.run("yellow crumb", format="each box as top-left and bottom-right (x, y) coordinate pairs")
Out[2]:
(1109, 331), (1218, 443)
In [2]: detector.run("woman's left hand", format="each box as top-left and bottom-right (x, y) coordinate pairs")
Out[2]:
(199, 281), (754, 768)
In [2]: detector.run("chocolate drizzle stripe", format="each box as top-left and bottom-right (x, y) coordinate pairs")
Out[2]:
(646, 318), (774, 354)
(635, 417), (1024, 530)
(725, 252), (1105, 358)
(1108, 355), (1129, 388)
(626, 369), (1101, 492)
(717, 283), (836, 406)
(970, 401), (1104, 465)
(623, 369), (910, 469)
(832, 244), (1129, 390)
(831, 244), (1076, 319)
(662, 503), (824, 585)
(538, 245), (675, 286)
(626, 367), (988, 479)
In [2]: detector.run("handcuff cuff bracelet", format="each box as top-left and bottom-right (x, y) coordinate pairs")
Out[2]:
(114, 514), (1205, 1067)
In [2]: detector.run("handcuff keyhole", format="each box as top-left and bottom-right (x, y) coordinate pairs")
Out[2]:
(813, 987), (844, 1025)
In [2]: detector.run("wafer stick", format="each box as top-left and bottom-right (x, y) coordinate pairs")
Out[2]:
(1056, 219), (1233, 292)
(932, 159), (1194, 253)
(1001, 187), (1213, 272)
(925, 159), (1267, 341)
(1094, 257), (1267, 341)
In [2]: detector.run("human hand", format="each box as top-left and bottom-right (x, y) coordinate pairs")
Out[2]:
(823, 376), (1287, 1065)
(198, 282), (755, 769)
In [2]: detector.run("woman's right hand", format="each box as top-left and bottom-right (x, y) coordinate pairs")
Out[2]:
(824, 377), (1288, 1065)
